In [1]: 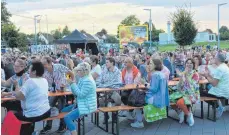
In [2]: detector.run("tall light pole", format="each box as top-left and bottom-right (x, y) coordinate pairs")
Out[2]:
(45, 15), (49, 44)
(218, 3), (227, 50)
(144, 9), (152, 48)
(34, 15), (41, 45)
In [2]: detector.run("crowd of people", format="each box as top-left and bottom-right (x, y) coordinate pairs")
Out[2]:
(1, 46), (229, 135)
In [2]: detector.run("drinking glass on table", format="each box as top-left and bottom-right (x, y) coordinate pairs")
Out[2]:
(60, 84), (65, 92)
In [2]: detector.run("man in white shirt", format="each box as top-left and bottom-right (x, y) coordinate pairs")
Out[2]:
(90, 55), (102, 84)
(201, 53), (229, 118)
(41, 56), (74, 134)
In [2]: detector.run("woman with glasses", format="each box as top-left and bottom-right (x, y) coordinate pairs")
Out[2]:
(170, 58), (200, 126)
(1, 59), (30, 112)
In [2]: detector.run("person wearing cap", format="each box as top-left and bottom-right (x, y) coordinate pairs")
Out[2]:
(63, 62), (97, 135)
(200, 52), (229, 118)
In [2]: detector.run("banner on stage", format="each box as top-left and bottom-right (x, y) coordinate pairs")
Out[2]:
(30, 45), (55, 54)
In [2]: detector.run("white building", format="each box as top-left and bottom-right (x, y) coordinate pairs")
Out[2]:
(159, 21), (216, 45)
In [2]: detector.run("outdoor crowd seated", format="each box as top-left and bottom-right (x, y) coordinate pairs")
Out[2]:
(120, 57), (142, 127)
(62, 62), (97, 135)
(145, 58), (170, 124)
(1, 59), (30, 112)
(200, 53), (229, 118)
(1, 47), (229, 135)
(89, 55), (102, 84)
(40, 56), (74, 134)
(170, 58), (200, 126)
(2, 61), (51, 135)
(97, 57), (123, 123)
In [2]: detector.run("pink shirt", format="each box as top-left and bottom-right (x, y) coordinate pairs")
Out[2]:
(124, 71), (134, 84)
(161, 66), (170, 80)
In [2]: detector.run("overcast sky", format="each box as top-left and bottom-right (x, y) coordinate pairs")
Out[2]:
(5, 0), (229, 34)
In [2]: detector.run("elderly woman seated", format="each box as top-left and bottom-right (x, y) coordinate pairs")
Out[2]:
(2, 61), (51, 135)
(62, 62), (97, 135)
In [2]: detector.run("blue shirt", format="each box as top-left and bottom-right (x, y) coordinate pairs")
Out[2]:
(163, 58), (173, 77)
(146, 71), (170, 108)
(139, 64), (147, 80)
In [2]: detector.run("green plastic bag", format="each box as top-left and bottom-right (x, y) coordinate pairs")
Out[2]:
(169, 91), (184, 103)
(143, 104), (167, 122)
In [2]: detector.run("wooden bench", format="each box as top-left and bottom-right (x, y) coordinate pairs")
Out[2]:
(168, 97), (218, 122)
(21, 112), (85, 135)
(98, 106), (143, 135)
(172, 78), (180, 81)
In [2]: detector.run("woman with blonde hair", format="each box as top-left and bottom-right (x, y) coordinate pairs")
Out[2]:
(63, 62), (97, 135)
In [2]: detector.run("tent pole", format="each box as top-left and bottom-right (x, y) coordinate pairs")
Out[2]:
(84, 43), (87, 54)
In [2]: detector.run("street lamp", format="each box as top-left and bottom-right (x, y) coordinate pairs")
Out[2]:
(45, 15), (49, 44)
(34, 15), (41, 45)
(144, 9), (152, 49)
(217, 3), (227, 50)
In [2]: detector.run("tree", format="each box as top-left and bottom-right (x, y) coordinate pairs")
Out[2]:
(80, 30), (87, 34)
(17, 33), (29, 50)
(204, 29), (213, 33)
(1, 2), (28, 49)
(117, 15), (141, 38)
(106, 35), (119, 43)
(219, 26), (229, 33)
(96, 29), (108, 37)
(101, 29), (108, 35)
(143, 22), (165, 42)
(2, 23), (28, 48)
(51, 29), (62, 40)
(1, 2), (11, 24)
(1, 23), (19, 48)
(171, 7), (197, 47)
(121, 15), (140, 26)
(219, 26), (229, 40)
(117, 25), (121, 38)
(62, 25), (71, 36)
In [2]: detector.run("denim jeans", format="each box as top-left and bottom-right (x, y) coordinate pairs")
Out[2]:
(135, 108), (143, 122)
(62, 104), (80, 132)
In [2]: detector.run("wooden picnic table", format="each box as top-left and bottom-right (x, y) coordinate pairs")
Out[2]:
(1, 84), (145, 101)
(96, 84), (146, 93)
(168, 81), (179, 86)
(1, 91), (72, 102)
(1, 80), (209, 101)
(199, 79), (208, 84)
(172, 78), (180, 81)
(169, 79), (208, 86)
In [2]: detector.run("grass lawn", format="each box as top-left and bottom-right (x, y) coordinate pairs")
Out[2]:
(158, 41), (229, 52)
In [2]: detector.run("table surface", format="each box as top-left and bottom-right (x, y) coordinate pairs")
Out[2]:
(1, 80), (209, 101)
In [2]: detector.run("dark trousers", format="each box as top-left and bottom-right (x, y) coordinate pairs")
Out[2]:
(121, 90), (132, 105)
(200, 90), (227, 107)
(121, 90), (133, 112)
(46, 96), (66, 127)
(200, 90), (219, 98)
(15, 109), (51, 135)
